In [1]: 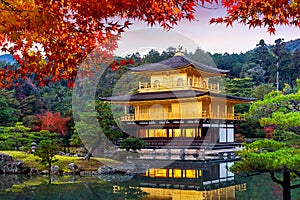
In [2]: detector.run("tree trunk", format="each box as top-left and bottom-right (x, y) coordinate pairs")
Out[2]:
(48, 162), (52, 184)
(282, 169), (291, 200)
(15, 135), (19, 151)
(84, 152), (93, 160)
(83, 140), (105, 160)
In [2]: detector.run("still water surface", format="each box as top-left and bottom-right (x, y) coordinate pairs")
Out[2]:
(0, 161), (299, 200)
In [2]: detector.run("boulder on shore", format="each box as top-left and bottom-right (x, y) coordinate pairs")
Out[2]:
(98, 161), (149, 175)
(50, 165), (60, 175)
(0, 153), (29, 174)
(68, 163), (80, 172)
(97, 165), (115, 174)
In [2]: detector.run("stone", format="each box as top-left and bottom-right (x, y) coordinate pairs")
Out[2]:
(29, 168), (39, 175)
(68, 163), (80, 172)
(29, 142), (38, 153)
(50, 165), (60, 174)
(40, 170), (49, 174)
(111, 150), (130, 161)
(0, 154), (13, 167)
(0, 154), (29, 174)
(135, 162), (150, 174)
(97, 165), (115, 174)
(114, 161), (137, 174)
(80, 171), (99, 176)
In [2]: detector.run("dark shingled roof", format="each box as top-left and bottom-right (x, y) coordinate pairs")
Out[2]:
(129, 55), (229, 74)
(99, 90), (255, 102)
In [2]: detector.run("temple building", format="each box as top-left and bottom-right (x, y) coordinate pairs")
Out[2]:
(100, 51), (254, 149)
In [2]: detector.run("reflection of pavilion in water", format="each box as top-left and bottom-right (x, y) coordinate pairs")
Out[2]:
(138, 161), (246, 200)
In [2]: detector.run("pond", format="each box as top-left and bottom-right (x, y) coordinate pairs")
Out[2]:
(0, 161), (300, 200)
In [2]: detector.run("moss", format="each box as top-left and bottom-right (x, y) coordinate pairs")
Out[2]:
(0, 150), (118, 172)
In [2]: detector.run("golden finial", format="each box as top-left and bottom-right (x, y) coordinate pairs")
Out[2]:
(174, 45), (184, 56)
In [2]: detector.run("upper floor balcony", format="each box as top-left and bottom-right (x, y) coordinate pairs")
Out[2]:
(121, 112), (245, 121)
(138, 80), (219, 93)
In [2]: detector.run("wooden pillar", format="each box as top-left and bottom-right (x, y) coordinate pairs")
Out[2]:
(225, 104), (227, 119)
(217, 103), (220, 119)
(192, 75), (195, 87)
(181, 129), (185, 137)
(199, 128), (202, 137)
(136, 105), (139, 120)
(199, 101), (203, 118)
(172, 125), (174, 137)
(209, 101), (212, 118)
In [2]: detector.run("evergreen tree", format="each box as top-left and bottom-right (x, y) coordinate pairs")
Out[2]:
(0, 89), (20, 126)
(231, 140), (300, 200)
(250, 39), (275, 84)
(271, 38), (292, 89)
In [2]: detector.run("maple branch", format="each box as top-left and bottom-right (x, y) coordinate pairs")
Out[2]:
(286, 100), (300, 112)
(291, 170), (300, 178)
(287, 130), (300, 136)
(196, 2), (218, 9)
(44, 31), (66, 48)
(273, 100), (300, 113)
(234, 171), (262, 178)
(0, 0), (35, 13)
(269, 172), (284, 186)
(290, 184), (300, 190)
(0, 0), (9, 7)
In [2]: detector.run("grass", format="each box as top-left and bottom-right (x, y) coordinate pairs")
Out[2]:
(0, 150), (119, 172)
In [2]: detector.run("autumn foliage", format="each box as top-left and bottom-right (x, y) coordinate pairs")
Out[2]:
(0, 0), (209, 87)
(0, 0), (299, 87)
(37, 111), (70, 136)
(211, 0), (300, 34)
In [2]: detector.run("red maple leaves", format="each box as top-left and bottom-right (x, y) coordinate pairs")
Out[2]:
(109, 59), (135, 71)
(0, 0), (210, 87)
(210, 0), (300, 34)
(36, 111), (70, 136)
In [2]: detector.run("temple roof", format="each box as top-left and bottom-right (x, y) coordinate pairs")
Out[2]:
(99, 90), (255, 103)
(129, 55), (229, 74)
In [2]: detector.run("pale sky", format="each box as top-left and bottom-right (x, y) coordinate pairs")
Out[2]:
(115, 6), (300, 56)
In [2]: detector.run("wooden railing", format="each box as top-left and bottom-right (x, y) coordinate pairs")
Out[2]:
(121, 114), (135, 121)
(126, 137), (241, 149)
(121, 112), (245, 121)
(139, 81), (219, 93)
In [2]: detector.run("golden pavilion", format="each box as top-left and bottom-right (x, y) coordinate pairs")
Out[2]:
(100, 51), (254, 149)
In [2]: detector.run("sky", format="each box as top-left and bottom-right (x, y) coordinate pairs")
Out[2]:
(114, 6), (300, 56)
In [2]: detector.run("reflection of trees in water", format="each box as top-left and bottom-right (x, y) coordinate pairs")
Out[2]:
(0, 175), (147, 200)
(0, 174), (29, 191)
(236, 173), (300, 200)
(4, 170), (300, 199)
